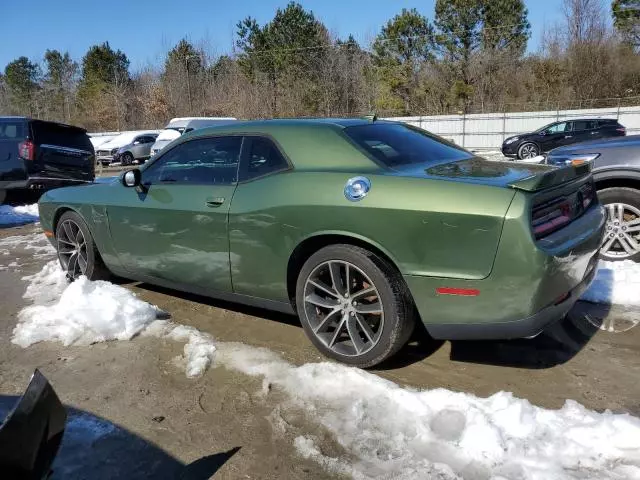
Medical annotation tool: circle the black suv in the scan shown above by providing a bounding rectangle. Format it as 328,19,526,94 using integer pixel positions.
502,118,626,160
0,117,95,204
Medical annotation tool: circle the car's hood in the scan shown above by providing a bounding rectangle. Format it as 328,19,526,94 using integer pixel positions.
391,157,590,192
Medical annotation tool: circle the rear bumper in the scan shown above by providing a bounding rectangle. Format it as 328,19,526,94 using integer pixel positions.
425,258,597,340
0,177,91,191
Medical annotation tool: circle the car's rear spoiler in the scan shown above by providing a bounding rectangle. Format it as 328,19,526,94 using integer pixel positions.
508,163,592,192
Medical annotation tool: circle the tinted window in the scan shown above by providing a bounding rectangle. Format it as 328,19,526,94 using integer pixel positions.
143,136,241,185
546,122,571,134
0,119,26,141
344,123,471,168
573,120,597,130
241,137,289,181
32,121,92,150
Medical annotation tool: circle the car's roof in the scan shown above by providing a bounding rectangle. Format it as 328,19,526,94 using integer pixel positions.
0,116,87,132
185,118,385,137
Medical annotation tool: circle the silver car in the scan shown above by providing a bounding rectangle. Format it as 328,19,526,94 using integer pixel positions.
114,134,158,165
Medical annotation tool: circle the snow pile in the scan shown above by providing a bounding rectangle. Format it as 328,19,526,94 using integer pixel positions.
519,154,546,164
0,203,39,226
13,262,216,378
218,343,640,480
582,259,640,308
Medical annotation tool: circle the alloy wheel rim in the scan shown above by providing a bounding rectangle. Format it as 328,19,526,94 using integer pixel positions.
303,260,384,357
57,219,88,279
521,144,537,158
601,203,640,259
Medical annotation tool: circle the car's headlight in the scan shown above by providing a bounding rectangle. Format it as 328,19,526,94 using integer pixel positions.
505,137,519,145
547,153,600,166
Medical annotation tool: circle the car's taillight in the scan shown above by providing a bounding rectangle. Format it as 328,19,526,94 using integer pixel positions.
532,199,573,238
531,182,595,240
616,127,626,134
18,139,35,161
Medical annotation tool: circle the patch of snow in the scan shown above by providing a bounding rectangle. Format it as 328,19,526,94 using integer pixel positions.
13,262,216,378
518,154,546,164
0,232,56,258
582,259,640,308
218,342,640,480
0,203,39,226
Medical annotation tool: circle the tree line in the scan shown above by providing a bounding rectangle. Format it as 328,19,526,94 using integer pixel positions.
1,0,639,132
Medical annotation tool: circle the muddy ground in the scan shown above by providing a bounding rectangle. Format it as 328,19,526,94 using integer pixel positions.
1,223,639,479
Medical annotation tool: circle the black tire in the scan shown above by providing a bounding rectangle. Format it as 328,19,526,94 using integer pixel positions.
0,189,6,205
121,152,134,166
55,211,111,281
597,187,640,263
295,244,416,368
517,142,539,160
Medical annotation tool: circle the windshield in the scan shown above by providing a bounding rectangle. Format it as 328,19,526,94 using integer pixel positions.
156,128,182,141
344,123,472,168
534,122,558,133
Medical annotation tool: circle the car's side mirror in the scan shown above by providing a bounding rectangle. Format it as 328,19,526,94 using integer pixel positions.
539,131,547,136
122,169,147,193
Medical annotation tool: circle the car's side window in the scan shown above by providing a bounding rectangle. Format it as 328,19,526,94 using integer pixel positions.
142,136,242,185
546,122,570,134
240,137,289,181
573,121,589,131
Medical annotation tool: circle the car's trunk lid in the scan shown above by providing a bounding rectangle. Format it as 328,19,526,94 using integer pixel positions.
392,156,590,192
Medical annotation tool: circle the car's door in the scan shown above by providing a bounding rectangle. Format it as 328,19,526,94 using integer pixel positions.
130,136,146,159
107,135,243,292
228,136,293,301
540,121,572,151
572,120,598,143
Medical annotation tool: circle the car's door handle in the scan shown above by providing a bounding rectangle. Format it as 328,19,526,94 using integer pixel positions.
591,131,597,134
564,135,573,138
205,197,225,207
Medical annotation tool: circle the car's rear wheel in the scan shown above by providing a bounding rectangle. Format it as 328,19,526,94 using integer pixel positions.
517,142,539,160
295,244,416,368
55,211,111,281
598,187,640,262
121,152,134,166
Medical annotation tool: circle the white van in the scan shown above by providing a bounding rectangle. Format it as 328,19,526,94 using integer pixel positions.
150,117,236,157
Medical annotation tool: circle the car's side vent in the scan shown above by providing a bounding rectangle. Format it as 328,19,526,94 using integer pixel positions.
531,181,595,239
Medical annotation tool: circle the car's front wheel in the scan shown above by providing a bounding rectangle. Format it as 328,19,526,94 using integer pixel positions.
598,187,640,262
517,142,539,160
295,244,416,368
121,152,134,166
55,211,111,280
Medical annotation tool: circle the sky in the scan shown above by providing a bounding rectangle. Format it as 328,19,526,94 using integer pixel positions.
0,0,566,71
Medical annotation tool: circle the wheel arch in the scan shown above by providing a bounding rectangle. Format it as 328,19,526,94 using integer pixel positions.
286,231,403,310
594,169,640,192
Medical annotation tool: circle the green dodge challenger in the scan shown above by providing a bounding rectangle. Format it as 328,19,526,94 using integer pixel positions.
39,119,605,367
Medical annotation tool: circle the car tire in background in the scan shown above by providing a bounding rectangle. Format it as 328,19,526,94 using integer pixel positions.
121,152,134,166
55,211,111,281
517,142,539,160
295,244,416,368
597,187,640,263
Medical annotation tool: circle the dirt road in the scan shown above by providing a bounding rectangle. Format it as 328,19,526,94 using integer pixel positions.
1,223,639,479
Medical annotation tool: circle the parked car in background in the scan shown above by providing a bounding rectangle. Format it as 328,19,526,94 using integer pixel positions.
96,131,159,166
502,119,626,160
0,117,94,204
546,135,640,262
39,119,604,367
150,117,236,157
113,133,158,165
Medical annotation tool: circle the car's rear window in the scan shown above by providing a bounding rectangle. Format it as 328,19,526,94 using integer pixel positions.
0,119,26,142
32,121,93,151
343,123,472,168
